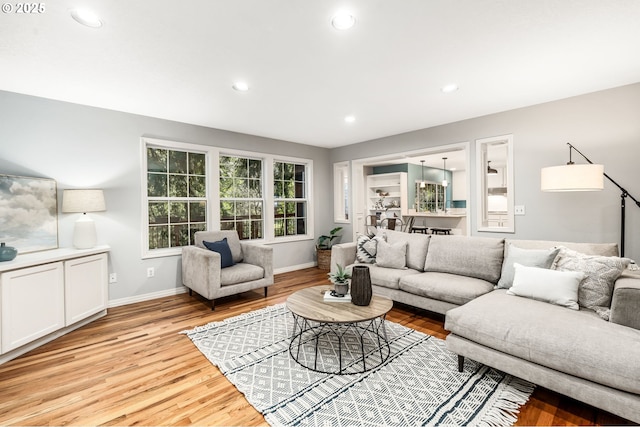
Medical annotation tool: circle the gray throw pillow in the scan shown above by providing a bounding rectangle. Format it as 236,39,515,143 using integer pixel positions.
375,240,407,269
553,246,630,320
496,244,561,289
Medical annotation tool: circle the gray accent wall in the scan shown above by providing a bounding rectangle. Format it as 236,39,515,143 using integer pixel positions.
331,83,640,262
0,90,332,302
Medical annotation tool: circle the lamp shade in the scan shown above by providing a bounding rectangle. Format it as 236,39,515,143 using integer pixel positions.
541,164,604,192
62,189,106,213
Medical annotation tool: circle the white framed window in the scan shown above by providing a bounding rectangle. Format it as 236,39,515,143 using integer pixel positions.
141,138,314,258
333,162,350,223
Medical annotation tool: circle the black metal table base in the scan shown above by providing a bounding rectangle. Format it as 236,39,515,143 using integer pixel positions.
288,313,391,375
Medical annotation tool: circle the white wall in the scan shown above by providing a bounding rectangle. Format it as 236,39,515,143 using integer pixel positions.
331,83,640,262
0,91,332,303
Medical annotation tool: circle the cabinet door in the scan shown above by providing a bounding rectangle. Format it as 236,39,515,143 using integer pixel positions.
1,262,65,353
65,253,108,326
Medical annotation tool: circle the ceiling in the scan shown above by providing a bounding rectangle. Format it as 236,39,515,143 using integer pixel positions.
1,1,639,148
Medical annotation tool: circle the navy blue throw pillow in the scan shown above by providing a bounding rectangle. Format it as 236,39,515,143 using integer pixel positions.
203,238,235,268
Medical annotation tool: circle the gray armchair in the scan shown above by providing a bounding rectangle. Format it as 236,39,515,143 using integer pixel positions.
181,230,274,310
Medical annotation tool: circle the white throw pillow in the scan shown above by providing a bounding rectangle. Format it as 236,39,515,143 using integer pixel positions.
507,263,585,310
496,244,560,289
375,240,407,269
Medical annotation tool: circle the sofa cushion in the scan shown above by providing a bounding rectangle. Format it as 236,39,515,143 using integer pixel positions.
400,272,494,306
507,263,583,310
376,240,407,269
349,263,419,290
445,290,640,395
553,246,630,320
497,243,560,289
379,229,430,271
220,262,264,286
424,235,504,283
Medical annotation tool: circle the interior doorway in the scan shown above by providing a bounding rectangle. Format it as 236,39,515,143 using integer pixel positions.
350,142,470,241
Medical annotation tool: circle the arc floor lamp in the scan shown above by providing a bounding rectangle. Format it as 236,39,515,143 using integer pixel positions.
541,143,639,257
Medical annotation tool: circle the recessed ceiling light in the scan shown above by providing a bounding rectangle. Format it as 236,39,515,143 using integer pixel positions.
70,9,103,28
441,83,459,93
331,12,356,30
344,115,356,123
232,81,250,92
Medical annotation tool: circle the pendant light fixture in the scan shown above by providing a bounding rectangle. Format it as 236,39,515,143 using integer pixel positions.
487,161,498,175
420,160,426,188
441,157,448,187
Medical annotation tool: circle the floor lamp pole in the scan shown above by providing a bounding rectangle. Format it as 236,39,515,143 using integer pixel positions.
569,143,640,257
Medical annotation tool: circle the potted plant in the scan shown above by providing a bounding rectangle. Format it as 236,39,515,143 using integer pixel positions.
316,226,343,270
328,263,351,297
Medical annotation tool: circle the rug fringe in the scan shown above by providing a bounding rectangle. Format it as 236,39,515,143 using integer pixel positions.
475,376,535,427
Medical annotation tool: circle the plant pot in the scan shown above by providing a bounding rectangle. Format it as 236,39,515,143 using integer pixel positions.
351,265,372,306
333,281,349,297
316,248,331,270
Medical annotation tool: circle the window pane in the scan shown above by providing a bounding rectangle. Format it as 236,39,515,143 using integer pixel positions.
285,202,295,217
233,178,248,198
189,152,206,175
297,218,306,234
220,221,235,230
236,201,249,218
251,201,263,217
189,223,206,245
296,202,306,217
284,181,295,198
251,220,263,239
286,218,296,235
274,201,285,219
220,155,236,177
220,177,234,198
284,163,294,180
236,158,248,177
274,181,284,198
249,159,261,178
295,182,304,198
274,219,285,237
170,224,189,247
147,148,167,173
274,162,283,180
189,175,206,197
294,164,305,181
169,175,187,197
249,178,262,198
149,225,168,249
169,201,188,223
220,201,234,220
189,201,206,222
149,202,168,225
169,150,187,173
147,173,167,197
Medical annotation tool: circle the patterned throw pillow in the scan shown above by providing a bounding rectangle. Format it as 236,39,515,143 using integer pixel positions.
553,246,630,320
356,234,384,264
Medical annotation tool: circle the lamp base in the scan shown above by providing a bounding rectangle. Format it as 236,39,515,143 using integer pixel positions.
73,214,97,249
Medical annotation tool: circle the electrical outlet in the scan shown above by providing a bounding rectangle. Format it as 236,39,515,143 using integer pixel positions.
514,205,526,215
147,267,155,278
109,273,117,284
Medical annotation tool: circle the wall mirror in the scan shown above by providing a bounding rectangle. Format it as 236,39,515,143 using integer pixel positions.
476,134,514,233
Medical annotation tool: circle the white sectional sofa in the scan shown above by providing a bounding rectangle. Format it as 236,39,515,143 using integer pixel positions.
330,229,640,422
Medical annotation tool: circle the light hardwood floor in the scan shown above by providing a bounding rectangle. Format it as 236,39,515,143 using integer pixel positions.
0,267,633,426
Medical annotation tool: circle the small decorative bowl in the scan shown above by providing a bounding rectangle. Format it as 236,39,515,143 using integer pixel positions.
0,242,18,262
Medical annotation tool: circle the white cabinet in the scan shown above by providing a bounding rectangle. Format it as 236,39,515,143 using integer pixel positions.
367,172,408,217
65,253,108,326
1,262,65,352
0,246,109,362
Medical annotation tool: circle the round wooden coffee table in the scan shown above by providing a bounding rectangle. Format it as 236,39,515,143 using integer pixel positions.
286,285,393,375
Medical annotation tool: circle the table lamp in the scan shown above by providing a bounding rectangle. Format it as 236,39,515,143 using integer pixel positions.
62,189,106,249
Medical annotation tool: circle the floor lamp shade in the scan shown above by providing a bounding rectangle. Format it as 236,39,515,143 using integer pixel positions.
540,164,604,191
62,189,106,249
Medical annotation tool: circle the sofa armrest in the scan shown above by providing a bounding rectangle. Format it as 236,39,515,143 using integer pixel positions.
330,242,357,274
241,242,274,282
181,246,222,299
610,270,640,330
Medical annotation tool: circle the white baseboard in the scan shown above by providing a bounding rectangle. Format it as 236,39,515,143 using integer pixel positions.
274,262,317,274
107,263,317,308
108,287,188,308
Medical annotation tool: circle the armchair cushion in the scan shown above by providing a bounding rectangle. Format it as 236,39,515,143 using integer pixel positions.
195,230,243,263
203,238,235,268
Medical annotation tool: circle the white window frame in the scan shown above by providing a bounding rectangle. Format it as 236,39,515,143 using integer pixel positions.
333,161,350,223
140,138,314,258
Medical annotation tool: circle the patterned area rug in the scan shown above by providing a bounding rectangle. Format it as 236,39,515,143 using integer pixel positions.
182,304,534,426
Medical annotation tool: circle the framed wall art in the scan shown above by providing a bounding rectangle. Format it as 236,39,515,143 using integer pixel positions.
0,174,58,254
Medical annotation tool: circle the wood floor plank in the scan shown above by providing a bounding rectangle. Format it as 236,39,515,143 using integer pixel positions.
0,267,633,426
